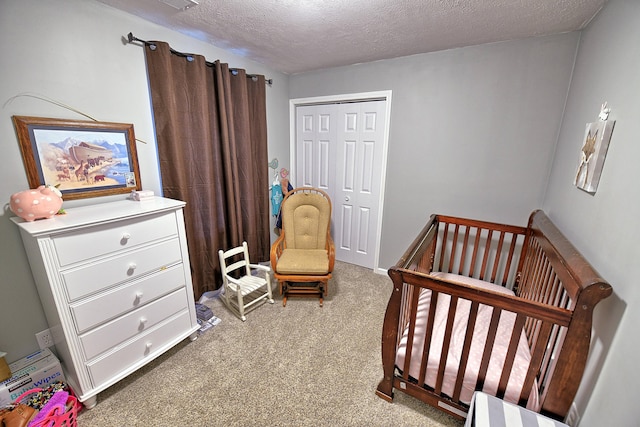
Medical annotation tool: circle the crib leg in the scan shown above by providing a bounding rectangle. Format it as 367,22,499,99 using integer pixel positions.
375,385,394,403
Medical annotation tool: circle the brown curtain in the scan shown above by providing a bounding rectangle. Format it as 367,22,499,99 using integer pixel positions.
144,42,270,299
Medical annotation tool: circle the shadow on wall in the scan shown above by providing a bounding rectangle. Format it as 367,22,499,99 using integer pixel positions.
577,292,625,413
0,204,50,362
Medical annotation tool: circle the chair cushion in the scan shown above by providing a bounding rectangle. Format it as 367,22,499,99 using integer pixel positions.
275,249,330,275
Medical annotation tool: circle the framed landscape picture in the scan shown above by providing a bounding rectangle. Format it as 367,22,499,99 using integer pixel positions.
12,116,142,200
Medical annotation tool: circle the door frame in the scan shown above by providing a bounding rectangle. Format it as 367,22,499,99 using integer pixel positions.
289,90,392,274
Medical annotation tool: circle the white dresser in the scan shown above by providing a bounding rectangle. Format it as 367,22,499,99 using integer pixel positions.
12,197,200,408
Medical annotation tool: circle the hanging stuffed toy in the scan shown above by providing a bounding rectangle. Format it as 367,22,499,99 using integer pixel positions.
275,168,293,229
271,174,283,216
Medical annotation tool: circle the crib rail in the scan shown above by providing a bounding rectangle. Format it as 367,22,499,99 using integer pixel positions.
393,272,570,409
395,214,530,349
377,211,612,421
398,214,528,286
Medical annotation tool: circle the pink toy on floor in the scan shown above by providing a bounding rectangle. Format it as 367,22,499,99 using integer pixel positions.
27,390,69,427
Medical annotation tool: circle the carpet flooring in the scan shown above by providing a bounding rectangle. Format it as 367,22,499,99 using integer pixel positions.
77,261,464,427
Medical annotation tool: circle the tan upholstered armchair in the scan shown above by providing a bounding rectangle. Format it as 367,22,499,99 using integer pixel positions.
270,187,335,306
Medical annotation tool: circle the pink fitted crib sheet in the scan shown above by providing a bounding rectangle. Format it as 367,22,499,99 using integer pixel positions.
395,272,539,410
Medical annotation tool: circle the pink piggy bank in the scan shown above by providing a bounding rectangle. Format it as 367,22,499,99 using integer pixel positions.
10,185,63,222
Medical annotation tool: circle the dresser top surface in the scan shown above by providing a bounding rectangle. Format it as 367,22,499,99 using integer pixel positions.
11,197,185,235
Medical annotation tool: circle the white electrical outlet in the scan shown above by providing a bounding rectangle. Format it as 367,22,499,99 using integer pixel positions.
35,329,53,349
565,402,581,427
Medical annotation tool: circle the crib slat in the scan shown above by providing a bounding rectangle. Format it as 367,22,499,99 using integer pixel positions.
402,285,423,377
435,295,459,395
539,323,565,392
519,321,553,406
476,307,502,391
524,257,546,340
452,300,480,402
438,222,450,272
479,229,493,281
469,228,482,277
418,289,439,387
533,257,551,303
448,224,461,274
501,233,520,286
549,276,562,306
489,231,506,283
531,244,547,297
539,257,558,304
517,237,536,296
520,240,543,299
457,226,471,275
496,314,527,399
397,283,411,347
525,263,555,341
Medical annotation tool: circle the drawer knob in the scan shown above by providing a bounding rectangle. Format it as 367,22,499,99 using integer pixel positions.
145,342,153,354
121,233,132,244
135,292,144,303
127,263,137,275
139,317,148,330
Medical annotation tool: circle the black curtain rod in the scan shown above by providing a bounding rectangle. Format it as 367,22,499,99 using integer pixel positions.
127,32,273,86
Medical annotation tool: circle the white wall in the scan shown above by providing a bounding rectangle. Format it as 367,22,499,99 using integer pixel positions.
290,33,580,269
0,0,289,362
542,1,640,425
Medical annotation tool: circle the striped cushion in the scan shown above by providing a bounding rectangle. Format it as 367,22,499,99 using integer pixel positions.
465,392,569,427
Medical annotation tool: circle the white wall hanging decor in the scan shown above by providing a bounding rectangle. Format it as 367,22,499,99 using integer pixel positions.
574,102,615,194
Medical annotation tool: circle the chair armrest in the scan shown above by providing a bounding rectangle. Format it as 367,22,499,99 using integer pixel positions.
326,234,335,272
249,263,271,273
225,274,243,286
270,233,286,271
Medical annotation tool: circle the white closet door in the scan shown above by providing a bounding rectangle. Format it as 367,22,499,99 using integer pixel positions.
334,100,386,267
295,104,336,195
295,99,387,269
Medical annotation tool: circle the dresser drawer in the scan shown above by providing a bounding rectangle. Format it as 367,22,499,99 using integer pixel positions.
71,265,186,334
53,212,178,267
80,288,188,360
87,310,192,387
62,238,183,302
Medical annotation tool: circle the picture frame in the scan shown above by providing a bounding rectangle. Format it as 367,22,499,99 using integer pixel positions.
12,116,142,200
574,119,615,194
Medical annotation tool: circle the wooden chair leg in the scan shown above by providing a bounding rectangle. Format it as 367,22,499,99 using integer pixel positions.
278,280,327,307
281,280,287,306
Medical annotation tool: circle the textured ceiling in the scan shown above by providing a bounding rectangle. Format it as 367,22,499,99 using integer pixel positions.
98,0,607,74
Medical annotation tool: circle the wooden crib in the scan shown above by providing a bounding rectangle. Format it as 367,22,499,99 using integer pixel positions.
376,210,612,421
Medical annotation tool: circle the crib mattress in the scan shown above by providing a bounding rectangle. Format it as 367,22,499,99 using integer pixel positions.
395,272,539,410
